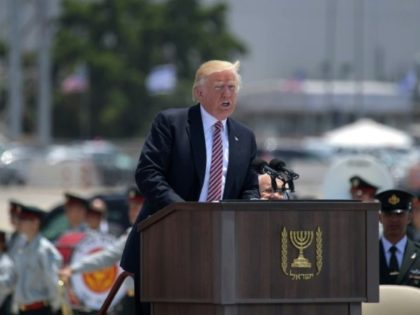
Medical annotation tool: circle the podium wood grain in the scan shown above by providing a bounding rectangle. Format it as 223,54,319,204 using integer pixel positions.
139,201,379,315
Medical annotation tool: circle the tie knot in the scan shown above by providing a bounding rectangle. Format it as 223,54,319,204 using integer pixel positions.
214,121,223,132
390,246,397,254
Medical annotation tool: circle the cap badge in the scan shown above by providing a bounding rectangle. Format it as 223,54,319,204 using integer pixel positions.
388,194,400,205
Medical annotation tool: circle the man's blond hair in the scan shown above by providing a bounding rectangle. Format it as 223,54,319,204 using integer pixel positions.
192,60,241,101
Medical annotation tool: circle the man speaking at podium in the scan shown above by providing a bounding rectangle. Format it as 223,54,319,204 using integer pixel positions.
121,60,260,313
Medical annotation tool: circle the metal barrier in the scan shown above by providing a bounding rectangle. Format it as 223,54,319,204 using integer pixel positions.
96,271,134,315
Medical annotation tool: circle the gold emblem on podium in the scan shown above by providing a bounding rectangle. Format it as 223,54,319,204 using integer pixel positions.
281,226,323,280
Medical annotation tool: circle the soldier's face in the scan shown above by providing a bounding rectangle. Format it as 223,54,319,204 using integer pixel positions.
19,218,40,237
350,188,375,201
65,204,87,227
86,213,102,230
380,211,411,241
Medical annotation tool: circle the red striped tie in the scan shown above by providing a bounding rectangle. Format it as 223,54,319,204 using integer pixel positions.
207,121,224,201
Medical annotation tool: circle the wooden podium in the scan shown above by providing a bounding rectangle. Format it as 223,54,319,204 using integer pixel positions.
138,201,380,315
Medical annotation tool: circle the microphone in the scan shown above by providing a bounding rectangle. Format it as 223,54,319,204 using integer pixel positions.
252,159,281,178
269,159,300,180
252,158,285,194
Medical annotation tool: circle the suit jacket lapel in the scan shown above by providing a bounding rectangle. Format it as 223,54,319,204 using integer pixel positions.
224,119,241,199
397,240,419,283
379,241,390,283
187,105,206,188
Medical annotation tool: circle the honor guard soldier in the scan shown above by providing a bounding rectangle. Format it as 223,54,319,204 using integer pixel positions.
59,187,145,315
0,229,16,315
86,197,108,233
55,193,90,266
64,193,89,233
7,200,24,256
376,189,420,287
13,204,63,315
349,175,378,201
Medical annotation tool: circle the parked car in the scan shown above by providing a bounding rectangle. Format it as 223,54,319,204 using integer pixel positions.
78,140,136,187
0,164,26,185
0,144,45,186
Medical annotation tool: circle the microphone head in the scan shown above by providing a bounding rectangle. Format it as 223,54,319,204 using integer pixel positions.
269,158,286,171
252,159,268,174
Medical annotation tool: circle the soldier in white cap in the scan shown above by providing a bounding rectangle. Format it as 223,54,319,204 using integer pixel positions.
0,229,16,315
12,204,63,315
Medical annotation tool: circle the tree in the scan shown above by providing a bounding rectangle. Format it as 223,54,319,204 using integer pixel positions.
53,0,246,138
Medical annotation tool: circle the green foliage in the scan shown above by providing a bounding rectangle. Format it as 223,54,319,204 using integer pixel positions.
0,40,6,57
53,0,246,138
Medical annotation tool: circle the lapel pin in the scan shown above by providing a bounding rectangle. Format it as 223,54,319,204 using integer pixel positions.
234,136,239,141
411,253,417,260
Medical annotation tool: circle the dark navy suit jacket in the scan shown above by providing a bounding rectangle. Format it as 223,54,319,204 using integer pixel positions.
120,104,259,272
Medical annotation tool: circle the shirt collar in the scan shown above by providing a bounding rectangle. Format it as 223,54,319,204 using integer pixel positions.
382,235,407,254
200,105,227,132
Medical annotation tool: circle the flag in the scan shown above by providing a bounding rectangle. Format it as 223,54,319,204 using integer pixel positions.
146,64,176,94
61,64,89,94
398,69,417,95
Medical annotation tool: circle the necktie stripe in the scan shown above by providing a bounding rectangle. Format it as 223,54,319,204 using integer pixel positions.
207,121,224,201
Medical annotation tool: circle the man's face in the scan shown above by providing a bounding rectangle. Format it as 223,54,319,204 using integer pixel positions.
350,188,376,201
259,174,285,200
380,211,411,241
195,70,238,120
65,204,87,228
18,218,40,237
86,213,102,230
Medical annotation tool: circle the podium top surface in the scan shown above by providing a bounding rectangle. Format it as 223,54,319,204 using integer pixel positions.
138,200,380,231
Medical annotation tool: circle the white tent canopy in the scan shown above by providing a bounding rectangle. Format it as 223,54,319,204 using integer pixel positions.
323,118,414,149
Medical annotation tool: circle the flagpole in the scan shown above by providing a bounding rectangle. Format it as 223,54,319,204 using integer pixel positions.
37,0,52,145
7,0,23,140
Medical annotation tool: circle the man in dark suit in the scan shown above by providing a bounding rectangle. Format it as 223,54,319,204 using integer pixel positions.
377,189,420,287
120,60,260,312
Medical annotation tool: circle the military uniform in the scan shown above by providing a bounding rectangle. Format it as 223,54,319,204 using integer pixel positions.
67,187,144,315
380,238,420,287
0,230,17,315
12,205,63,315
7,200,25,257
349,175,379,200
376,189,420,288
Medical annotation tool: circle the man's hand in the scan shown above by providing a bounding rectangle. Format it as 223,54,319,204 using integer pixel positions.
58,266,73,284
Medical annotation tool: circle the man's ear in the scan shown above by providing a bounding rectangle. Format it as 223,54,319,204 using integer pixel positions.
194,86,203,100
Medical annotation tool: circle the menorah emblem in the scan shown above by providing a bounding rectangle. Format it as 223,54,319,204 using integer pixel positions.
290,230,313,268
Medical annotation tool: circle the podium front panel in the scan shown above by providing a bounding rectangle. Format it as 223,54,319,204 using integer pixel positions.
235,209,367,301
140,201,379,306
141,209,219,302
